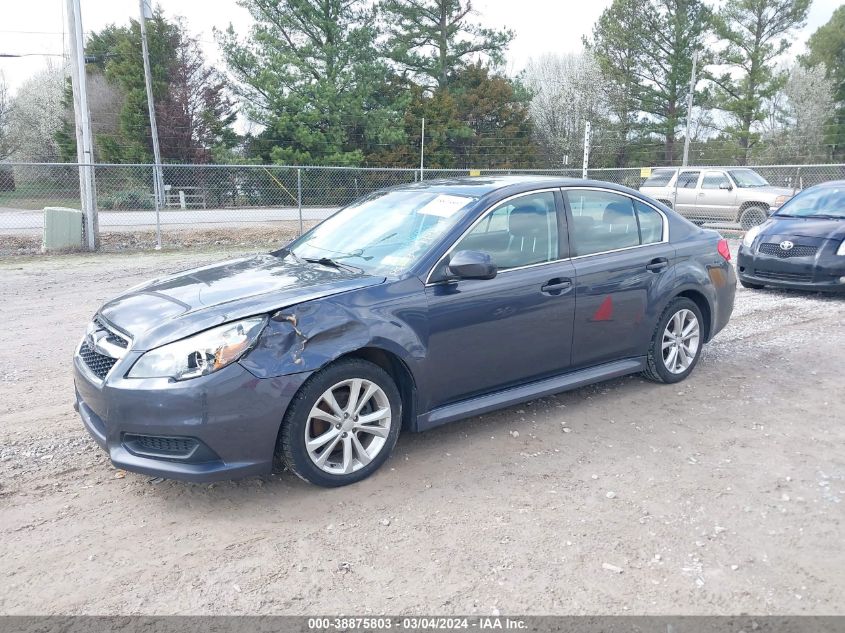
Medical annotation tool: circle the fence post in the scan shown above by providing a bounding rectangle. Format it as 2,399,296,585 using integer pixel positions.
672,168,680,213
582,121,591,179
793,166,801,196
152,164,162,250
297,168,303,237
419,117,425,181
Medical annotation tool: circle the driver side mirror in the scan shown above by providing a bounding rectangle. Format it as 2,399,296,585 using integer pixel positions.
719,182,733,191
446,250,497,280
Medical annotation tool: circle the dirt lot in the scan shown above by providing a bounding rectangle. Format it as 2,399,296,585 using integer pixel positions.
0,242,843,615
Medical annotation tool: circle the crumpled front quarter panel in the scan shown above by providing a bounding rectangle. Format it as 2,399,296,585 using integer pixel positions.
239,277,429,379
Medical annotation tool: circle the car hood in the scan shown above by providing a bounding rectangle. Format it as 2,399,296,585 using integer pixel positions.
759,216,845,241
747,186,794,199
98,254,385,350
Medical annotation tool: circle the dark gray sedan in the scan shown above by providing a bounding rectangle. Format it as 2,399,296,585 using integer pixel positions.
738,181,845,292
74,176,736,487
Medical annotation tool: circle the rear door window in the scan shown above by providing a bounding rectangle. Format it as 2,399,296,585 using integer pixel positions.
565,190,640,256
676,171,701,189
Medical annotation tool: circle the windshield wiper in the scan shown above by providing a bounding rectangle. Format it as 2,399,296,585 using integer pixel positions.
302,256,364,273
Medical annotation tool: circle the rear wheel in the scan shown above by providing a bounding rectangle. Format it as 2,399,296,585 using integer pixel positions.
279,359,402,487
739,205,767,229
643,298,704,384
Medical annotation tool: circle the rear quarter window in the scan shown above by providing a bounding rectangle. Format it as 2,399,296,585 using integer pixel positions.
635,201,664,244
642,170,674,187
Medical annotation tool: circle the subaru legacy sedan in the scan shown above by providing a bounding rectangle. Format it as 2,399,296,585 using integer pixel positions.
74,177,736,487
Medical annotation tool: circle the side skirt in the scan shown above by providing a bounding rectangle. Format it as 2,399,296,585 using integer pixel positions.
415,357,646,432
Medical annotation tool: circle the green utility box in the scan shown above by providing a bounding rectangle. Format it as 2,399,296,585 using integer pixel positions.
42,207,84,252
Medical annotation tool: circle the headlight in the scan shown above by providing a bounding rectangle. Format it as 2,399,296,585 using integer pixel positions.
128,317,267,380
773,195,790,208
837,240,845,256
742,225,761,248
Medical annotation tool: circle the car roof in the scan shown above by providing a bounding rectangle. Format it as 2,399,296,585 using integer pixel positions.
806,179,845,189
391,175,644,199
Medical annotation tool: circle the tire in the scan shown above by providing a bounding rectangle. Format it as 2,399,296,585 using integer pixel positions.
643,298,705,384
279,358,402,487
740,279,765,290
739,205,767,230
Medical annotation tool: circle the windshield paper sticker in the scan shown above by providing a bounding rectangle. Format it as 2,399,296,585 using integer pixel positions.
418,194,472,217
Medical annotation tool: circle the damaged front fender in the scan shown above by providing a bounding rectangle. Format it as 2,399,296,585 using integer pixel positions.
238,282,427,380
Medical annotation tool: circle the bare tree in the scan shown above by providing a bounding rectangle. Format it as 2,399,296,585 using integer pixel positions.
523,53,609,167
757,63,836,162
0,72,14,160
8,62,67,162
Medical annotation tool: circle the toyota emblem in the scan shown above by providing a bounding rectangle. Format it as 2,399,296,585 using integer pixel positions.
779,240,794,251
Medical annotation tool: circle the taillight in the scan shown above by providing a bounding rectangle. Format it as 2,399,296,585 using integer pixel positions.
717,238,731,261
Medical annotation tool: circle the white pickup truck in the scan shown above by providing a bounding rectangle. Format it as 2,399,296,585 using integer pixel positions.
639,167,794,229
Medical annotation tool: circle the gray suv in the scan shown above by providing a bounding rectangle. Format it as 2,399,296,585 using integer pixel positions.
639,167,794,229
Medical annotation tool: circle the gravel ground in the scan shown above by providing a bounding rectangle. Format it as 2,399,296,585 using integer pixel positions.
0,241,843,615
0,222,320,256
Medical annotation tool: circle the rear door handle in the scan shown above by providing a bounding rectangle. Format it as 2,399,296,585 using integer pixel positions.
646,258,669,273
541,278,572,293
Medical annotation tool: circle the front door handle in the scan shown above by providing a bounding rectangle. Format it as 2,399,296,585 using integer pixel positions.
541,278,572,293
646,258,669,273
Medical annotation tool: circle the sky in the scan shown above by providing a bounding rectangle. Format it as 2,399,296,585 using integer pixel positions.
0,0,841,95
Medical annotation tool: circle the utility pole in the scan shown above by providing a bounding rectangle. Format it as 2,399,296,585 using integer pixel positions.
582,121,591,179
139,0,163,249
419,117,425,182
66,0,97,250
682,51,698,167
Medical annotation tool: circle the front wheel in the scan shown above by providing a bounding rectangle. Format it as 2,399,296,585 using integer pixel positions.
643,298,704,384
279,359,402,487
739,206,768,229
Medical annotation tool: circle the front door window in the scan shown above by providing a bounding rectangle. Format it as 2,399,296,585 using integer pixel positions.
452,191,559,269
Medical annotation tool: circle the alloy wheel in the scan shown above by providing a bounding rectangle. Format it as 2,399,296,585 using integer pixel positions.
661,309,700,374
304,378,392,475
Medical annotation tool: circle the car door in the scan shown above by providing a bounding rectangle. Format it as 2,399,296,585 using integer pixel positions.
672,170,702,220
424,189,576,409
564,188,674,369
697,170,737,221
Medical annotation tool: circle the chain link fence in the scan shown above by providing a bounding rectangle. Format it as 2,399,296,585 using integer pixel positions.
2,162,844,251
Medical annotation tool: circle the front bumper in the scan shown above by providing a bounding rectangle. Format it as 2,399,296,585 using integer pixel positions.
73,350,311,482
737,242,845,293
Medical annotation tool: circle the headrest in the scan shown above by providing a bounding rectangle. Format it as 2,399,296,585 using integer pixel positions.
603,201,633,224
509,203,547,238
571,215,595,232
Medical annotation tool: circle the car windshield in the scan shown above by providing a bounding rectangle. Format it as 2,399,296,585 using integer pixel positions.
285,189,477,275
728,169,769,187
774,185,845,219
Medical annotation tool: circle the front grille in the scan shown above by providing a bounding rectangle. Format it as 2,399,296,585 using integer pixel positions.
78,341,118,379
94,318,128,348
759,243,818,258
754,270,814,283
